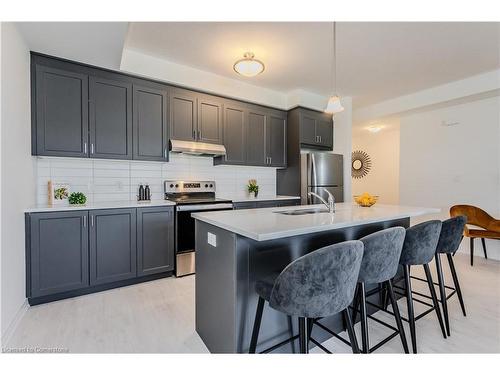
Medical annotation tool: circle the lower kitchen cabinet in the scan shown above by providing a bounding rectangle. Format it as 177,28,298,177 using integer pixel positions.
233,199,300,210
27,211,89,298
137,206,174,276
89,208,137,285
26,206,175,305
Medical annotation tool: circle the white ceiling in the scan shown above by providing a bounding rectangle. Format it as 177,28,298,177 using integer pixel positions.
17,22,129,70
125,22,500,108
16,22,500,109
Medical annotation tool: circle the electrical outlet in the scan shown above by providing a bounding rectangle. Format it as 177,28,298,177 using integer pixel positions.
207,232,217,247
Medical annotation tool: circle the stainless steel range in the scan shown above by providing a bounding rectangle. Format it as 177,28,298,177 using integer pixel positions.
164,180,233,277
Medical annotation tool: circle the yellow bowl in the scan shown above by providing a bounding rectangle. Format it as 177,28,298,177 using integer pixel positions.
353,195,379,207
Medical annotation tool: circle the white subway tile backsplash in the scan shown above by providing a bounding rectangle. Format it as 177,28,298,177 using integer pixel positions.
35,155,277,204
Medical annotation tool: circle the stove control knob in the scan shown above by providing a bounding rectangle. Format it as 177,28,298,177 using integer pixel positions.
205,184,208,188
169,184,174,188
209,184,213,188
175,184,179,188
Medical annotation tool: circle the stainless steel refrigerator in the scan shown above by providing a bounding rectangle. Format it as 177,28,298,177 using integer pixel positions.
300,153,344,205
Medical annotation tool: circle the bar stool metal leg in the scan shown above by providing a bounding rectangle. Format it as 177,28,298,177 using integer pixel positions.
470,237,474,266
249,297,265,353
288,316,296,353
447,253,467,317
423,264,447,339
435,254,450,336
481,238,488,259
403,265,417,353
351,284,360,324
298,317,309,354
386,280,409,353
359,282,369,353
343,308,360,353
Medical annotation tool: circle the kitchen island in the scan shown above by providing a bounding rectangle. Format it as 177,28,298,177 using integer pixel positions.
192,203,439,353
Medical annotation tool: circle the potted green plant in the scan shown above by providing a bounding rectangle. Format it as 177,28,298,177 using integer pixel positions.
68,192,87,206
247,179,259,198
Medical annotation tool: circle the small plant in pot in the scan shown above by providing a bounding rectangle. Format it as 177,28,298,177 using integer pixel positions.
247,179,259,198
68,192,87,206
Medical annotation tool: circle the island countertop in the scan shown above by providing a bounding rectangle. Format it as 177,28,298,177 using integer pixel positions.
192,203,440,241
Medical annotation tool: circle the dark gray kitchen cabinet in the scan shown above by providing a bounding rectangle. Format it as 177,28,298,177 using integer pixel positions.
298,108,333,150
28,211,89,298
267,113,286,167
137,206,174,276
217,102,246,165
89,76,132,159
170,89,223,144
133,85,169,161
246,109,267,166
89,208,137,285
170,89,197,142
34,64,89,157
198,95,223,144
233,198,300,210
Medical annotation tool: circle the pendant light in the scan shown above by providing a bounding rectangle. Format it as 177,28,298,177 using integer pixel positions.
325,22,344,115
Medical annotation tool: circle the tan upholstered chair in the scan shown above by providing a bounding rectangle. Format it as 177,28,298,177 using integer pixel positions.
450,205,500,266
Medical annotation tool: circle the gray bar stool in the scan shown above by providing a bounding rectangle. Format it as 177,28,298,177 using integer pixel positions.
410,216,467,336
397,220,447,353
349,227,409,353
249,240,364,354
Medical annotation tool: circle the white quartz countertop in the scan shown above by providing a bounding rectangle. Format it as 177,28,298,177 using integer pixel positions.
192,203,440,241
24,199,176,213
219,195,301,203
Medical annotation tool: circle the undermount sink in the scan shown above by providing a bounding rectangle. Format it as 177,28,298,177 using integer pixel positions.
274,208,329,215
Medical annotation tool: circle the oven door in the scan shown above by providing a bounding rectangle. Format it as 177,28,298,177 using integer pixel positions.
175,203,233,276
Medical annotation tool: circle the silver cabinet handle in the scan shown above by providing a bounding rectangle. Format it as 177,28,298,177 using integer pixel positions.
164,148,167,159
91,215,94,227
269,157,272,165
84,142,87,154
319,136,322,143
198,129,201,139
83,215,87,227
91,143,94,154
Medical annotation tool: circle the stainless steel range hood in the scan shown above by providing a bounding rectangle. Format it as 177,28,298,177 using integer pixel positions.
170,139,226,156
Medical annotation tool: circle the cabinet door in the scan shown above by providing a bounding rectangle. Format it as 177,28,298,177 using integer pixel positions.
35,65,89,157
170,89,197,142
233,202,258,210
133,85,169,161
222,103,246,164
246,110,267,166
89,208,137,285
29,211,89,297
299,112,317,146
137,207,174,276
316,118,333,149
256,201,279,208
89,76,132,159
198,96,223,144
267,114,286,167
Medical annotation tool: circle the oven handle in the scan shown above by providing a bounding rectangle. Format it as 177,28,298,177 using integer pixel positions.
176,203,234,212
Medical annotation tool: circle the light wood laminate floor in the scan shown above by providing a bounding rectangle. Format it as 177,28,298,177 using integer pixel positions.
5,254,500,353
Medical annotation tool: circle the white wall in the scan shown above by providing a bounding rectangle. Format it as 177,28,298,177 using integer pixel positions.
0,23,34,343
332,97,353,201
352,124,400,204
399,95,500,259
35,155,278,206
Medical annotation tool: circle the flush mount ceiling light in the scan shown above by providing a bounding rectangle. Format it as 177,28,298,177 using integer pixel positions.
325,22,344,115
367,125,384,133
233,52,265,77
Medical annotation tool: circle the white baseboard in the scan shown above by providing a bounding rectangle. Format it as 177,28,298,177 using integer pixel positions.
1,299,28,347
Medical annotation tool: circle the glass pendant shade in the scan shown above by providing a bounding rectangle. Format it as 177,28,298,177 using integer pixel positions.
325,95,344,114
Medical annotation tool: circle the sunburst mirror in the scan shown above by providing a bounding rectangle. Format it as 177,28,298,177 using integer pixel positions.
351,150,372,179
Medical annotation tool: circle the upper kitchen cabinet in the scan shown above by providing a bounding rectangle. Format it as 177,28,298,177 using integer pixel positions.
89,76,132,159
170,89,224,145
133,84,169,161
216,100,246,165
296,107,333,150
33,63,89,157
170,88,197,142
197,94,223,144
246,108,267,166
267,111,287,167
